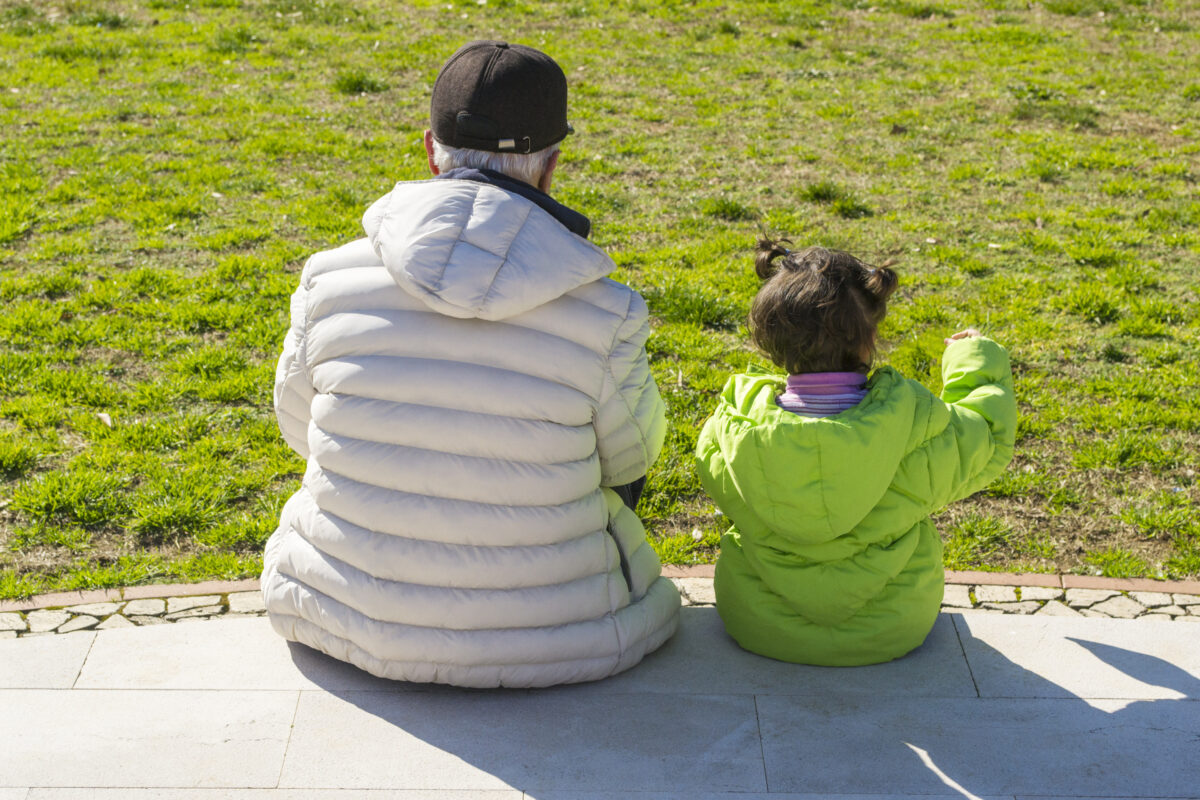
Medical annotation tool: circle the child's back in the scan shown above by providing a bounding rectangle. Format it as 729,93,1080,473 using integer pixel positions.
695,241,1016,666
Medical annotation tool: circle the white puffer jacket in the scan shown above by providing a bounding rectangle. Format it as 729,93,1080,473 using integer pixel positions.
261,177,680,688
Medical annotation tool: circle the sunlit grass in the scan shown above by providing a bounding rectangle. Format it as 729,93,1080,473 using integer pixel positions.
1,0,1198,597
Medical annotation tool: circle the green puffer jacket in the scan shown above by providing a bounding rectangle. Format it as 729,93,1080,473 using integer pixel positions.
695,337,1016,666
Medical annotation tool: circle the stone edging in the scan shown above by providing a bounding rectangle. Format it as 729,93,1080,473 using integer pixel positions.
665,565,1200,594
670,576,1200,621
0,580,266,639
2,571,1199,638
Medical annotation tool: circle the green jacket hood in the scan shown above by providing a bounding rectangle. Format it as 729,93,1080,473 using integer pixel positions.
702,367,919,543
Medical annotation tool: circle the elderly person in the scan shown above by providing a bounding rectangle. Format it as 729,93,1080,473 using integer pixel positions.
261,41,679,688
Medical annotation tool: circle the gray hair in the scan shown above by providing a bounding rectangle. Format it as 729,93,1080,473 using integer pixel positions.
430,139,559,188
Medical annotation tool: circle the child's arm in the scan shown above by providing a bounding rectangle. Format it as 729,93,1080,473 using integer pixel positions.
926,330,1018,507
273,270,316,460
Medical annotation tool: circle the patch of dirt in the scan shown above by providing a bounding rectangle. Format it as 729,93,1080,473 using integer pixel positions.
0,524,130,575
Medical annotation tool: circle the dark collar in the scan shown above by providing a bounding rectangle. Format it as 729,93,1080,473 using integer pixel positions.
437,167,591,239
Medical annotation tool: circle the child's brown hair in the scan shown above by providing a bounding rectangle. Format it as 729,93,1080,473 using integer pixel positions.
749,238,898,375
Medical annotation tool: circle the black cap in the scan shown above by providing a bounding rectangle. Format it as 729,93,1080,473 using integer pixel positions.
430,40,572,154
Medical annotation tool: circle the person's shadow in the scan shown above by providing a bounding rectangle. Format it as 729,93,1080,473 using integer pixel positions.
281,609,1200,797
879,623,1200,800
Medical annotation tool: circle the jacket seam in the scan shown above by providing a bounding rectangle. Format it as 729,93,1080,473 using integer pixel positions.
316,428,600,470
600,292,647,461
601,291,637,400
477,193,533,307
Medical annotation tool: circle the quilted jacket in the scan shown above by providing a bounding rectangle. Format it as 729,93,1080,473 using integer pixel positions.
695,338,1016,666
262,175,679,687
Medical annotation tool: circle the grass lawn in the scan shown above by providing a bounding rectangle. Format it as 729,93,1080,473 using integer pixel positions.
1,0,1198,598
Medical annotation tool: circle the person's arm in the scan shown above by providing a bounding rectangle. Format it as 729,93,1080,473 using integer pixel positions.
922,329,1018,508
594,292,667,497
609,476,647,512
274,272,315,460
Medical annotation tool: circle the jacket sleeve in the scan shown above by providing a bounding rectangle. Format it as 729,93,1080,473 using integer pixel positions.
923,336,1017,508
594,291,667,487
273,270,315,460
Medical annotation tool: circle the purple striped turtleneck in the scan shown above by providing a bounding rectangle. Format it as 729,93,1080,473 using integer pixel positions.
776,372,868,418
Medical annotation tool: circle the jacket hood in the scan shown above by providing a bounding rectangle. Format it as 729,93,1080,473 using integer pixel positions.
701,368,918,543
363,178,614,321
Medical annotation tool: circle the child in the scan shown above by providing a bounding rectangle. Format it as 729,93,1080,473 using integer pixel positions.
695,239,1016,666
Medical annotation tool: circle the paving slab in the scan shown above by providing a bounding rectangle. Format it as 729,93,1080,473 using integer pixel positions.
0,689,295,788
165,596,222,614
5,592,1200,797
25,610,70,633
756,695,1200,797
974,585,1017,603
63,602,123,616
954,614,1200,699
1065,588,1118,607
57,615,99,634
1129,591,1173,607
0,632,94,688
567,608,977,698
227,591,266,613
0,612,28,632
27,792,520,799
982,601,1040,614
672,577,715,605
164,604,224,621
1034,600,1082,617
1089,595,1146,619
76,617,396,691
530,795,1011,800
1019,586,1062,601
941,584,972,607
123,599,166,616
279,690,764,792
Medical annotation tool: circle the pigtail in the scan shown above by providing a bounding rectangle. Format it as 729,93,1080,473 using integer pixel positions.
754,237,792,280
750,236,901,375
863,264,898,302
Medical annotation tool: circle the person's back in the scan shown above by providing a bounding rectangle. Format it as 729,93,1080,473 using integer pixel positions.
695,240,1016,666
262,41,680,688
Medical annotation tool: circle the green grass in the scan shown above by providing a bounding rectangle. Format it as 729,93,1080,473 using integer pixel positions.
333,69,387,95
1,0,1199,598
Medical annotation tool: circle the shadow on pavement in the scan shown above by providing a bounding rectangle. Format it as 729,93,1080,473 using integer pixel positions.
283,609,1200,797
878,623,1200,799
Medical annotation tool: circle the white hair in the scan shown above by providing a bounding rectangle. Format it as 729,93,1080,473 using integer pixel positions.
431,139,559,188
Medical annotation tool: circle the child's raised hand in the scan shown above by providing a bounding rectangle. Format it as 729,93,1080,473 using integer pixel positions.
944,328,982,345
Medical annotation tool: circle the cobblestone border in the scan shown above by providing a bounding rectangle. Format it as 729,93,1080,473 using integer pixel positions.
671,578,1200,621
0,589,267,638
2,572,1199,638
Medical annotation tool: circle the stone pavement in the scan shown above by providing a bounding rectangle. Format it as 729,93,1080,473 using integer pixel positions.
2,599,1199,797
2,570,1199,638
1,575,1199,798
